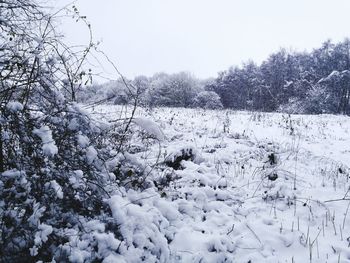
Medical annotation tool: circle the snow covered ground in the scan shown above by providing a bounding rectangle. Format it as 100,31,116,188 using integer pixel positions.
89,105,350,263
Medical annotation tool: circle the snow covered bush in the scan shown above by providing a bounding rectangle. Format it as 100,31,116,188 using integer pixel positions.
0,1,167,262
193,91,223,109
147,72,201,108
165,145,203,170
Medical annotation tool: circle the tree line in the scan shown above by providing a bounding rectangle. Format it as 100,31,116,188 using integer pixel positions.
78,72,223,109
209,39,350,114
81,39,350,115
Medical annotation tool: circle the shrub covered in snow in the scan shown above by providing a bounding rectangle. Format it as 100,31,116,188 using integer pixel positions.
164,145,203,170
193,91,223,109
0,1,167,262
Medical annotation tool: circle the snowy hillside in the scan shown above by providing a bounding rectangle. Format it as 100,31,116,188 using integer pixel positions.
87,105,350,262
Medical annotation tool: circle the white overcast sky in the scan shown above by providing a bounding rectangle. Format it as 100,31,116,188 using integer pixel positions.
58,0,350,80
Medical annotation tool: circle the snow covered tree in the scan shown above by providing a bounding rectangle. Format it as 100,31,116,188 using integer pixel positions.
193,91,223,109
316,70,350,114
208,39,350,114
147,72,201,107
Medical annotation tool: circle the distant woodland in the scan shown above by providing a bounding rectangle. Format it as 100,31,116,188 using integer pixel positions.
80,39,350,115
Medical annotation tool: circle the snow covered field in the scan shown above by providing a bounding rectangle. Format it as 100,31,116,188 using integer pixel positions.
90,105,350,262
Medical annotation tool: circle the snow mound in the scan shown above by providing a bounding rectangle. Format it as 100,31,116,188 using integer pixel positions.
86,146,97,164
133,117,165,141
32,125,58,157
6,101,23,112
108,191,170,262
